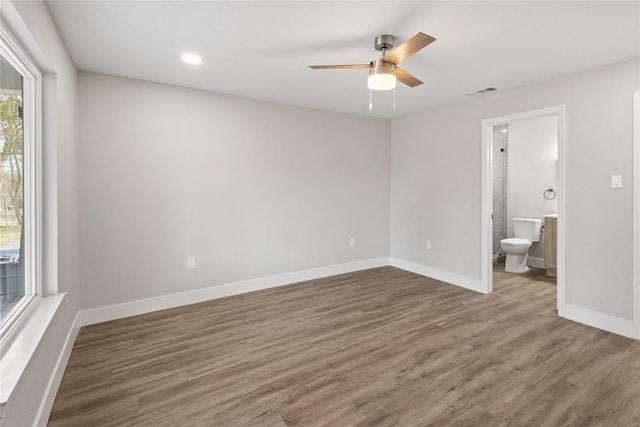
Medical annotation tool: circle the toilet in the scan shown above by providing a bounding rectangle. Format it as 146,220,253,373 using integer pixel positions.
500,217,542,273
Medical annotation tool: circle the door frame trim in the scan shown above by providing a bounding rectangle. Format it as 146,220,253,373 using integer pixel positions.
633,90,639,339
480,106,566,314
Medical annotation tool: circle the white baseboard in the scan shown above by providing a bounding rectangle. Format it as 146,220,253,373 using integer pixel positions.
390,258,485,294
78,257,390,326
34,311,81,427
526,256,545,269
561,304,634,339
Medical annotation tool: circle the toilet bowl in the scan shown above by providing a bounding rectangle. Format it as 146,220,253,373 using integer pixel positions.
500,238,532,273
500,217,542,273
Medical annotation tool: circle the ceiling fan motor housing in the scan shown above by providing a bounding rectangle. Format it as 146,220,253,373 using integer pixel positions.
370,59,395,76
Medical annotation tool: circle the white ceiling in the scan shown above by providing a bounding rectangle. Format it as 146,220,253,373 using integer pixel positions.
46,1,640,119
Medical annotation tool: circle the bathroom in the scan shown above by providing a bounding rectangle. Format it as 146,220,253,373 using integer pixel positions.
492,115,558,276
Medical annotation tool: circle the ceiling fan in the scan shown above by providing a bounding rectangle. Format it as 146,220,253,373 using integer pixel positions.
309,32,436,91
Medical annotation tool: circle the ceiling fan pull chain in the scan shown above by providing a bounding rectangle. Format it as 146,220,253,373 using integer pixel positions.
369,88,373,110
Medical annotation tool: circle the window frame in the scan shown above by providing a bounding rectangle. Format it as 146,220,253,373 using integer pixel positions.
0,22,43,350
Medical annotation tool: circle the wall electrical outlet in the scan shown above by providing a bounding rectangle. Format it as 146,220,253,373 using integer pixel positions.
350,237,356,248
426,240,432,251
187,257,196,270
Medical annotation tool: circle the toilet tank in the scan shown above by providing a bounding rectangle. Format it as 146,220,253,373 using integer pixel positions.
513,217,542,242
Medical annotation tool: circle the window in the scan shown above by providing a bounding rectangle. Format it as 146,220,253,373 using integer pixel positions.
0,25,41,346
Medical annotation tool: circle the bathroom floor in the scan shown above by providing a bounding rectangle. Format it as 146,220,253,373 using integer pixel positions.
493,262,557,296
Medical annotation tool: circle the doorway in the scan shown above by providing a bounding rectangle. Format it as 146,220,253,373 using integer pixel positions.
481,106,566,313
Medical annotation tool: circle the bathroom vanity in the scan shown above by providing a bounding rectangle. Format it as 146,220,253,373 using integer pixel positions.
544,214,557,277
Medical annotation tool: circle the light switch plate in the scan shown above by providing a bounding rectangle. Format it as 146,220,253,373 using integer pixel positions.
611,175,622,188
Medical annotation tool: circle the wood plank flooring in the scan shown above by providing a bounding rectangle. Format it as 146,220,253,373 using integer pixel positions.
49,266,640,426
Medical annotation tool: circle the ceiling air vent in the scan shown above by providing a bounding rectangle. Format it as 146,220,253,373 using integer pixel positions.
466,87,498,96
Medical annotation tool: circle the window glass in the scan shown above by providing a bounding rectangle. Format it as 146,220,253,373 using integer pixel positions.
0,54,25,323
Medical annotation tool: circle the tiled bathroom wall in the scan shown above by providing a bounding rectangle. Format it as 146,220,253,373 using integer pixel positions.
492,124,508,258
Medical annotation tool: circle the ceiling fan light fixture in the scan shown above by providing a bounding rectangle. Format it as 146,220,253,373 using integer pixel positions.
368,59,396,91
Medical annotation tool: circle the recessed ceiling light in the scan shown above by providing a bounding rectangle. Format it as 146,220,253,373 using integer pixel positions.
181,53,202,65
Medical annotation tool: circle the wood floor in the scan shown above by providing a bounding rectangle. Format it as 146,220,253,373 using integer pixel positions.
49,266,640,426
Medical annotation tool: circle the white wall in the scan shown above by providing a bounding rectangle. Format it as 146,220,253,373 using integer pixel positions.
1,0,80,425
78,73,390,309
391,59,640,321
390,102,483,283
507,115,558,261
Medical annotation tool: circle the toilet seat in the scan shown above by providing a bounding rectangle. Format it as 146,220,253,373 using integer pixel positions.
500,238,530,246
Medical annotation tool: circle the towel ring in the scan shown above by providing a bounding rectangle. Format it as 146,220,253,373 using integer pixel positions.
543,188,556,200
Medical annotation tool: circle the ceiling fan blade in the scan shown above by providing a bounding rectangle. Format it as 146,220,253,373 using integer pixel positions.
382,32,435,65
395,66,423,87
309,64,371,69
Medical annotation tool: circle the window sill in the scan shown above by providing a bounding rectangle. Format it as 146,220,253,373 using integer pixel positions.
0,293,65,418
